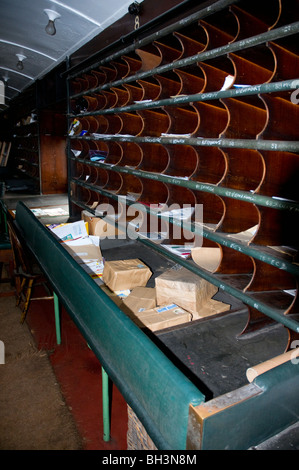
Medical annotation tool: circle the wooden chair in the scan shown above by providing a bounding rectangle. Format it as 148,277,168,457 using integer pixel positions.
0,232,14,296
0,200,14,295
7,218,55,324
0,142,11,167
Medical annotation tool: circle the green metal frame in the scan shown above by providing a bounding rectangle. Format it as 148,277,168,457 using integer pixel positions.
53,292,61,345
188,360,299,450
102,367,110,442
70,154,299,216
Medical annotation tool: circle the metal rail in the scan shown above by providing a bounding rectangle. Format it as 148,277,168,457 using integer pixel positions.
72,133,299,153
70,194,299,334
67,0,241,81
71,177,299,277
69,78,299,118
70,155,299,213
69,22,299,102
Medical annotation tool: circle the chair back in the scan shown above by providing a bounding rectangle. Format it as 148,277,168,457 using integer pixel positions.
7,219,33,275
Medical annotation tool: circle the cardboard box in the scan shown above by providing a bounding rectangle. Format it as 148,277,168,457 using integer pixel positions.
195,298,230,318
122,287,156,314
81,210,118,238
63,237,104,285
102,259,152,291
129,303,191,331
100,285,124,308
63,238,102,263
155,266,218,318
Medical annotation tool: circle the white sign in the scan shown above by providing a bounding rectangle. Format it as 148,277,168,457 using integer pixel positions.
0,340,4,364
0,81,4,105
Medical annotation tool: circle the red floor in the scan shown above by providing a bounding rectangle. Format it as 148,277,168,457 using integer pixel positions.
25,295,128,450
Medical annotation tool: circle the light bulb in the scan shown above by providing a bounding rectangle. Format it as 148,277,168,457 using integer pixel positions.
44,9,61,36
45,19,56,35
16,54,26,71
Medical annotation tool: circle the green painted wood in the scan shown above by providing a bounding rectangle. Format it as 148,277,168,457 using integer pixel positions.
15,201,204,450
199,361,299,449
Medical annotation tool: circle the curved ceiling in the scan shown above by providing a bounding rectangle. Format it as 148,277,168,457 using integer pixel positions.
0,0,139,111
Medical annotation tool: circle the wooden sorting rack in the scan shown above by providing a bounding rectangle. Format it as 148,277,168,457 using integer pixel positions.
66,0,299,351
11,117,40,190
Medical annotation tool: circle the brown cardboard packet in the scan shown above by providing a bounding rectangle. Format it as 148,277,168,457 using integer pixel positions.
100,285,124,308
122,287,156,314
100,285,190,332
155,266,218,318
63,241,103,263
81,209,119,238
128,304,192,332
102,259,152,291
195,298,230,319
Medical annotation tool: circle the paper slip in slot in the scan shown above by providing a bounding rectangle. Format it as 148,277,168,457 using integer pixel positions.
162,244,192,258
81,260,104,274
31,207,69,217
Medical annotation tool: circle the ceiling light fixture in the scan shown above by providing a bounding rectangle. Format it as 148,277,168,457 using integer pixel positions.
16,54,26,71
44,9,61,36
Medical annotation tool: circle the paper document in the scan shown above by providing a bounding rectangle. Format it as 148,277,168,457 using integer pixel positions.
49,220,88,241
31,207,69,217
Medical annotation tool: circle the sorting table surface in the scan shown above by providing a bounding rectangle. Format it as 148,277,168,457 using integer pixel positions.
99,237,286,398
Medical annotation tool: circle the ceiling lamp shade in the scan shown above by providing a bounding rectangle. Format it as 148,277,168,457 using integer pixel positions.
44,9,61,36
16,53,26,71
